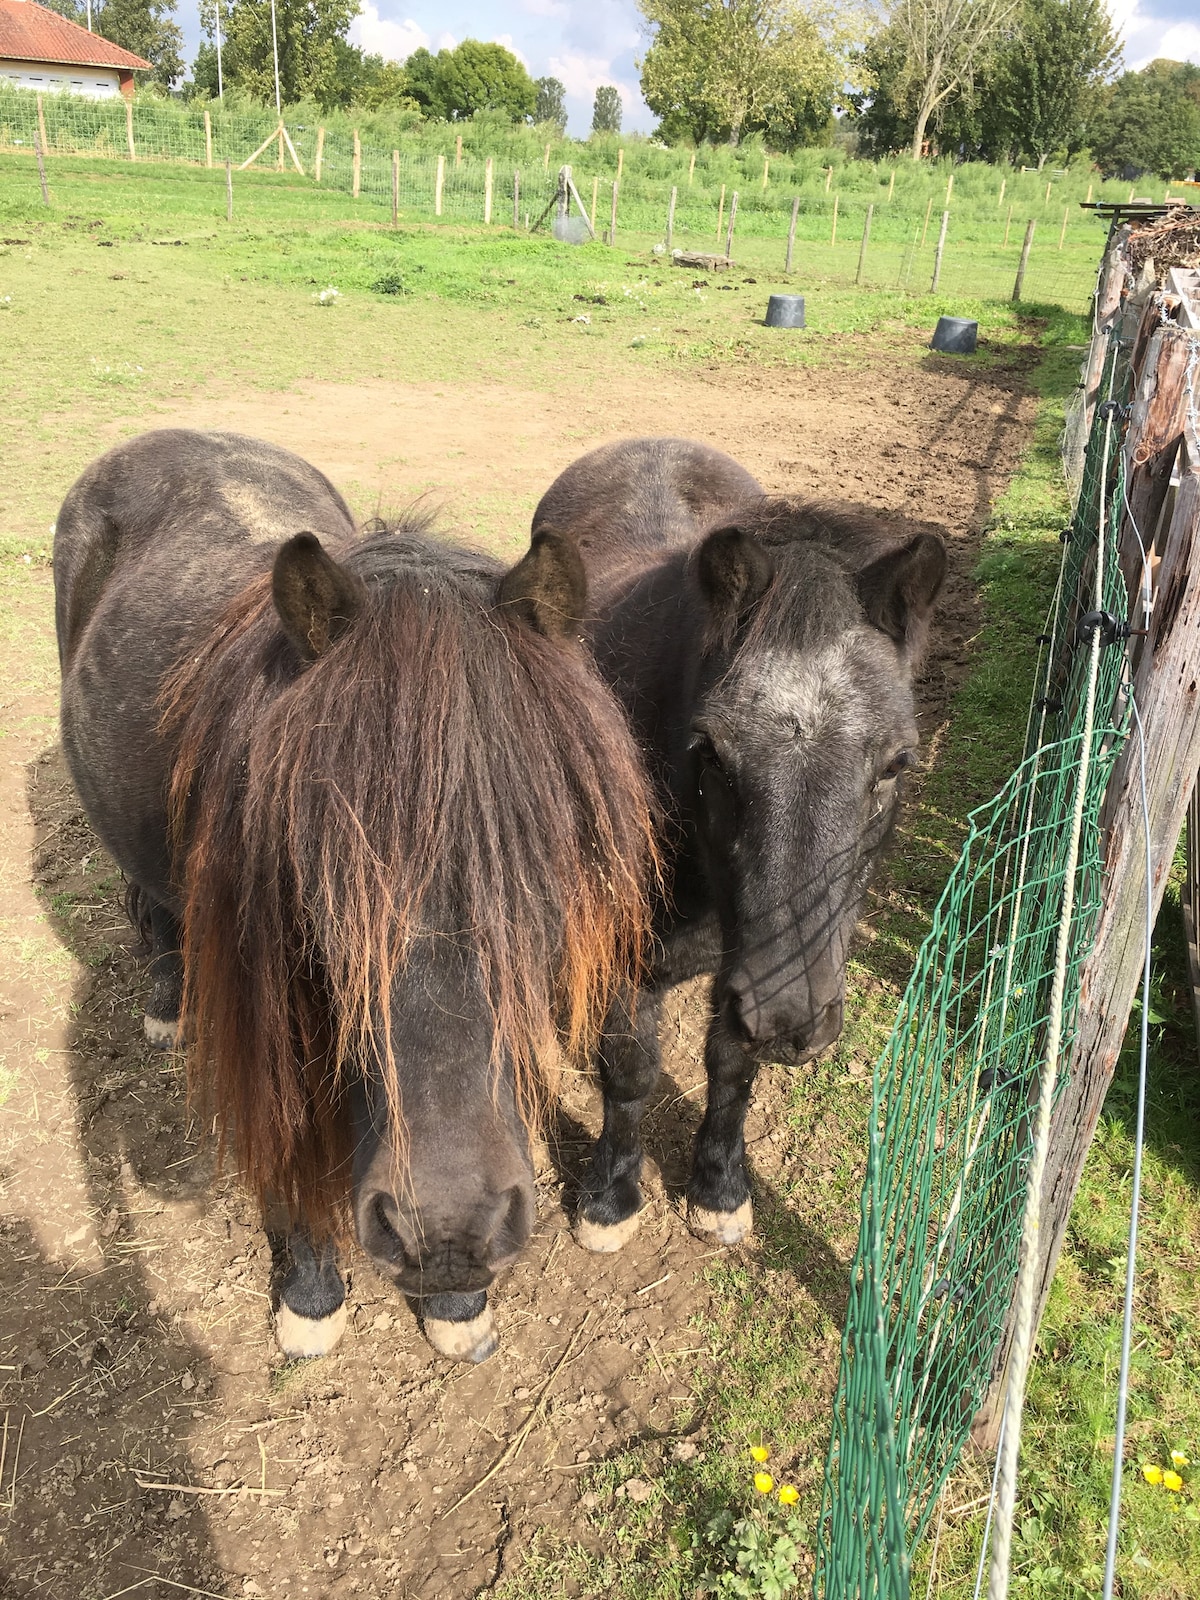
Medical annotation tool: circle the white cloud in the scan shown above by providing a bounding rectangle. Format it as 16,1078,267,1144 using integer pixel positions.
492,32,531,69
349,5,457,62
1104,0,1200,68
1153,19,1200,63
545,50,636,106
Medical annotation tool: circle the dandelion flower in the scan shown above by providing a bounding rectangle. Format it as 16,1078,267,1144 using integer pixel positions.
778,1484,799,1505
1171,1450,1189,1469
1164,1470,1184,1492
754,1472,774,1494
1143,1464,1163,1485
750,1446,769,1463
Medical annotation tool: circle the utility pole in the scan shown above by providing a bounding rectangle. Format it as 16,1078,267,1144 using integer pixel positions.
270,0,281,116
215,0,224,101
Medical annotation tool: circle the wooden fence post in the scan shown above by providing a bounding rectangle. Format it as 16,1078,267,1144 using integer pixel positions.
930,209,949,291
225,159,232,222
762,156,769,189
830,193,839,246
887,167,895,201
975,316,1200,1446
512,169,520,230
825,166,832,192
856,202,874,285
33,131,50,206
617,147,624,184
945,171,953,206
1004,204,1013,247
314,127,324,185
352,130,361,199
204,108,213,168
543,141,550,171
665,184,677,252
125,97,135,161
484,156,493,224
724,190,738,259
392,149,399,225
921,193,933,246
1012,218,1036,300
36,92,48,158
1045,179,1052,205
434,152,444,216
688,148,696,185
998,176,1006,207
609,179,618,245
785,195,799,274
1059,205,1069,249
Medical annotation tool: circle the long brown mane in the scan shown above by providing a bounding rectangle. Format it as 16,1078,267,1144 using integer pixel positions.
161,524,657,1231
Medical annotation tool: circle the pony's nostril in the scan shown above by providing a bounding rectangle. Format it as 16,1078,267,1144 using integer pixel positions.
370,1194,417,1266
489,1184,533,1266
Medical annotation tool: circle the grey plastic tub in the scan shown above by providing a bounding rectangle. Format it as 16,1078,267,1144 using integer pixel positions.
931,315,978,354
765,294,805,328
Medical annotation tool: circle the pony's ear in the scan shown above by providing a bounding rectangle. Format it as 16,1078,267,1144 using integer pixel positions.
496,528,586,639
857,532,947,652
272,532,366,661
696,525,774,622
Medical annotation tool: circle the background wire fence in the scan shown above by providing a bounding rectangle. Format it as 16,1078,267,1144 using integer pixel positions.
0,87,1107,313
813,331,1132,1597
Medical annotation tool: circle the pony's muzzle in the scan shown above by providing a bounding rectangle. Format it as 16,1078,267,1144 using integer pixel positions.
356,1182,535,1297
725,972,845,1065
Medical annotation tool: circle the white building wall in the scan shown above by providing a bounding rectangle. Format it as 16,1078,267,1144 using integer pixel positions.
0,59,121,98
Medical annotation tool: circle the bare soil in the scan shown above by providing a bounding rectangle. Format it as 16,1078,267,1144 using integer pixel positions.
0,330,1039,1599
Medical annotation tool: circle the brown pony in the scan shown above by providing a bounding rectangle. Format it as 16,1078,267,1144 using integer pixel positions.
55,430,655,1362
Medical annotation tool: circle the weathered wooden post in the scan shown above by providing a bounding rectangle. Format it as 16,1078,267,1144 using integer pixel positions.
33,130,50,206
36,92,48,158
484,156,493,224
555,162,568,232
1004,204,1013,247
921,193,934,247
1059,204,1070,249
785,195,800,274
998,176,1006,207
352,130,361,199
888,167,895,201
856,202,874,285
830,193,839,246
665,184,677,252
761,156,769,189
204,108,213,168
688,149,696,185
314,128,325,184
1012,218,1036,300
392,150,400,225
724,190,739,259
609,179,618,245
945,171,954,205
930,209,949,292
125,97,135,161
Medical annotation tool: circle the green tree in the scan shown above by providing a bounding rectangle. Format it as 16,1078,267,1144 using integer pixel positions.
1091,60,1200,179
990,0,1119,165
403,47,448,118
592,84,622,134
639,0,844,148
535,75,568,131
891,0,1020,159
437,40,536,121
222,0,358,110
96,0,184,88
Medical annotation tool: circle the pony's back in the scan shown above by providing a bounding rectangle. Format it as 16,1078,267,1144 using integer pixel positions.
55,430,355,671
532,438,762,576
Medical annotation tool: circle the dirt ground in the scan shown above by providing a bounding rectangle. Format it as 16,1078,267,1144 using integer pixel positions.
0,329,1039,1599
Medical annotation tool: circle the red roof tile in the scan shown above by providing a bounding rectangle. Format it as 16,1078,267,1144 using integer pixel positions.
0,0,151,71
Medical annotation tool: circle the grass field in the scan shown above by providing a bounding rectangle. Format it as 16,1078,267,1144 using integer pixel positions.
1,156,1198,1600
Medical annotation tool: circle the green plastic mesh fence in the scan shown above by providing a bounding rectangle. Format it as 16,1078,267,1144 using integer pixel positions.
813,333,1132,1596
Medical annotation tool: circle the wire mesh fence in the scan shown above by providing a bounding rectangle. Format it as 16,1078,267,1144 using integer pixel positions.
813,328,1133,1596
0,86,1102,314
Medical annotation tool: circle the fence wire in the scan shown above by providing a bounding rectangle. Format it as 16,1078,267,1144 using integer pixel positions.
814,330,1132,1597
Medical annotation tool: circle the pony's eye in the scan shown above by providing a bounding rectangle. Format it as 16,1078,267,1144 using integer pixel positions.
879,751,914,782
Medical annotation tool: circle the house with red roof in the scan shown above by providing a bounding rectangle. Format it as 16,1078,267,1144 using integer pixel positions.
0,0,150,100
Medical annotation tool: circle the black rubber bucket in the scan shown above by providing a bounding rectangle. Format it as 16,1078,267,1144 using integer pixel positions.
765,294,805,328
931,315,978,354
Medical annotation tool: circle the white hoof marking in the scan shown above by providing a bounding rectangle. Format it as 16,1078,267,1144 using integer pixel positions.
275,1300,347,1359
143,1013,179,1049
424,1305,498,1364
575,1209,643,1254
687,1199,753,1245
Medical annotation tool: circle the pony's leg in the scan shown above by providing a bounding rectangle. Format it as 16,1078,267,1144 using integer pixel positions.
576,986,661,1253
143,898,183,1050
686,1014,757,1245
420,1290,498,1364
275,1233,348,1358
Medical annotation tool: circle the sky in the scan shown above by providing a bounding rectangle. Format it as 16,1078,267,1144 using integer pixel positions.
175,2,1200,138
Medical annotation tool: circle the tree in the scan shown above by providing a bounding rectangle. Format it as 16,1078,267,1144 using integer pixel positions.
96,0,184,88
592,84,622,134
403,47,448,118
437,41,536,121
535,75,568,131
1091,60,1200,179
222,0,358,110
990,0,1119,165
892,0,1020,159
639,0,844,149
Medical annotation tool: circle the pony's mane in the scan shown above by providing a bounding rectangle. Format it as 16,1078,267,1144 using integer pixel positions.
162,519,657,1232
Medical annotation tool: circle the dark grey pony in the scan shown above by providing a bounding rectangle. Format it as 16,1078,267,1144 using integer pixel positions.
55,430,654,1362
533,437,946,1250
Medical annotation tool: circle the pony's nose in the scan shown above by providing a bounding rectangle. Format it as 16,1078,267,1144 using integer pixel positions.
356,1183,534,1294
726,972,843,1060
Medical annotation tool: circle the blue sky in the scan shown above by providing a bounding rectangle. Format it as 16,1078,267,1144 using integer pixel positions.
177,2,1200,137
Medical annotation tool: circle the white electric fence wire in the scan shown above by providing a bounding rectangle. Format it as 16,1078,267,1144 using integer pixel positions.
1101,685,1152,1599
972,1407,1007,1600
985,402,1113,1600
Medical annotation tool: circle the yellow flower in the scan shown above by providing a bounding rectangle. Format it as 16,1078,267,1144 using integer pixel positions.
1164,1470,1184,1492
754,1472,774,1494
750,1445,770,1463
778,1484,799,1506
1171,1450,1190,1469
1143,1464,1164,1485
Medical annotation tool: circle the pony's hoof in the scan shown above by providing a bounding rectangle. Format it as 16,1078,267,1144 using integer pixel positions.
575,1208,643,1253
143,1013,180,1050
274,1300,348,1359
687,1199,753,1245
424,1303,498,1364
